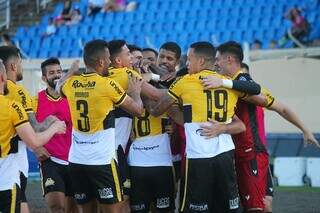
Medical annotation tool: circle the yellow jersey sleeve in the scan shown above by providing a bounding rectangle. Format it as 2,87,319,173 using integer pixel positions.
106,78,127,106
168,77,184,101
16,85,34,113
32,95,38,113
10,100,29,128
261,87,275,108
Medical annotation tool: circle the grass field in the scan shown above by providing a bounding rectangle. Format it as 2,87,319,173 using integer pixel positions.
26,180,320,213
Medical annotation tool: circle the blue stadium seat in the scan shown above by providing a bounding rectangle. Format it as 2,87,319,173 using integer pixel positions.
57,25,68,36
38,49,49,59
266,138,279,157
274,137,303,157
299,146,320,157
27,150,39,173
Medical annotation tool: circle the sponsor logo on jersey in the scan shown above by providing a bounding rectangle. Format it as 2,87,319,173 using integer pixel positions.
45,178,55,187
12,102,24,120
18,89,28,108
131,204,146,211
132,144,159,151
157,197,170,209
229,197,239,209
189,203,208,211
245,195,250,200
72,80,96,89
74,193,86,200
98,188,114,199
109,80,123,95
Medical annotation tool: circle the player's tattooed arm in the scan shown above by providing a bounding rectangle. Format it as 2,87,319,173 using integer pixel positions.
145,93,176,117
167,104,184,126
28,112,58,132
268,100,320,148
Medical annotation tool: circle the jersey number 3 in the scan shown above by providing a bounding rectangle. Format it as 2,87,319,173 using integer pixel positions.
204,90,228,122
76,100,90,132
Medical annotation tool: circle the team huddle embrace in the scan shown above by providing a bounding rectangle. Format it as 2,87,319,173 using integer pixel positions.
0,40,318,213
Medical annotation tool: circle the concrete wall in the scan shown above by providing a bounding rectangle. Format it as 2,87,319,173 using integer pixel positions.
251,57,320,133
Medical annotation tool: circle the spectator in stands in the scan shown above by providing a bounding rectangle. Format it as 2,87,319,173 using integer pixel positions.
41,17,56,39
251,39,262,50
269,40,278,49
104,0,126,12
0,33,15,46
67,8,82,25
55,1,73,26
88,0,104,16
279,7,309,47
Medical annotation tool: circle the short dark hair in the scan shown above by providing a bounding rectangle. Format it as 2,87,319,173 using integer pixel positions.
160,42,181,59
190,41,215,62
0,46,21,65
142,48,158,57
217,41,243,63
83,39,108,67
41,57,61,76
108,40,126,58
240,62,249,72
128,44,142,53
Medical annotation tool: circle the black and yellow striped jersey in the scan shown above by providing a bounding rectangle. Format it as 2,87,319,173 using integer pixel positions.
108,67,142,90
232,70,275,108
168,70,244,123
61,73,127,133
6,80,33,113
0,96,29,158
133,108,169,138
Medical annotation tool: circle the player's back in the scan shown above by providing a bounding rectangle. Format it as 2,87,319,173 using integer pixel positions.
62,73,127,165
168,70,242,159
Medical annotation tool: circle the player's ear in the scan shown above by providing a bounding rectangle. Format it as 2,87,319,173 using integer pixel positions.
115,56,121,65
199,56,205,66
41,75,47,83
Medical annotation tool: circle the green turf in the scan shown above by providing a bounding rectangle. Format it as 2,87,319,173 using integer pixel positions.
275,186,320,192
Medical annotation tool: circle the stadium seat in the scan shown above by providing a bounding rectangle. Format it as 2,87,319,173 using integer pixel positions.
274,138,302,157
274,157,307,186
306,158,320,187
298,145,320,157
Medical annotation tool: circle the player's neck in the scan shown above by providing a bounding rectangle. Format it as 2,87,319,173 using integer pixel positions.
7,73,16,84
46,87,59,99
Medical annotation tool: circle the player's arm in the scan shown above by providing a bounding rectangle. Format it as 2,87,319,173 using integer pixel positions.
199,115,246,139
144,92,176,117
268,100,320,148
27,112,58,132
201,73,261,95
118,76,144,117
56,60,80,96
167,104,184,126
141,81,166,101
16,121,66,150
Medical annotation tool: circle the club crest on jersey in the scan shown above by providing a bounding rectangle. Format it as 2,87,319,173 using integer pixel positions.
72,80,96,89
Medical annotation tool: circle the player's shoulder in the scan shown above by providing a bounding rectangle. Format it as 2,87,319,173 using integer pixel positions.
169,75,186,90
233,70,252,81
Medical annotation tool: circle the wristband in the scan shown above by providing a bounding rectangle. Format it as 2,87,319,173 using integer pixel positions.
222,79,233,89
151,73,160,82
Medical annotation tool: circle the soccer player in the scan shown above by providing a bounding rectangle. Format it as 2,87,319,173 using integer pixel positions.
0,46,58,213
57,39,144,213
142,48,158,65
128,44,143,65
33,58,76,213
108,39,164,191
148,41,267,212
128,102,175,212
200,41,319,213
0,59,66,213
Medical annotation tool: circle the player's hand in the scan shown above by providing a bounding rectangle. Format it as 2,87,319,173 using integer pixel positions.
52,120,66,134
160,72,176,82
68,60,81,75
200,119,226,139
201,75,223,89
134,59,151,74
34,146,50,161
165,124,174,135
127,75,144,95
303,131,320,148
141,72,152,82
46,115,59,122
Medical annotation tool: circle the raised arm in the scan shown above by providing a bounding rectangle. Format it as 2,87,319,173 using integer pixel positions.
268,100,320,148
144,92,176,117
56,60,80,96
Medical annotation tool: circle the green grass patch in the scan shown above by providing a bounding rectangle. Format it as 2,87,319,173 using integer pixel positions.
275,186,320,192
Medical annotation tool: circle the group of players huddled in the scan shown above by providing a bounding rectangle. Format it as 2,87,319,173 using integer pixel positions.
0,40,319,213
